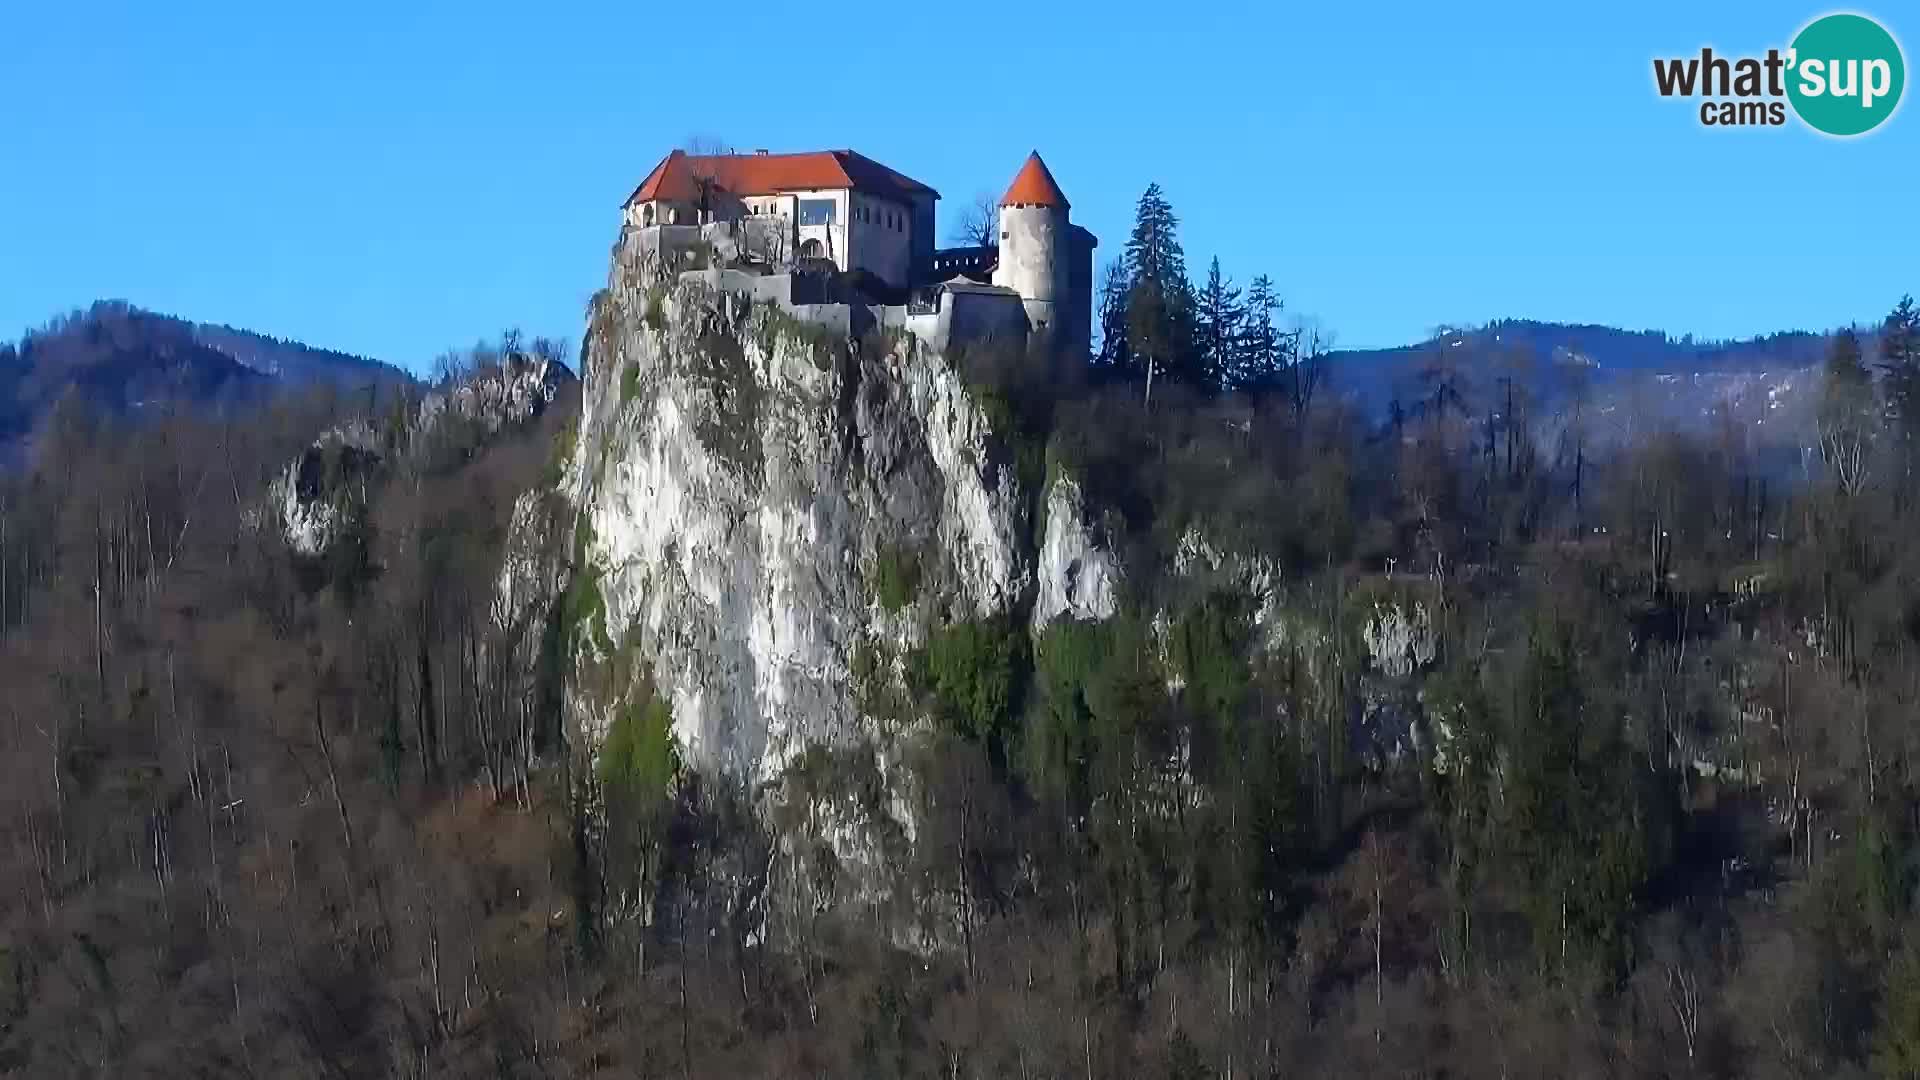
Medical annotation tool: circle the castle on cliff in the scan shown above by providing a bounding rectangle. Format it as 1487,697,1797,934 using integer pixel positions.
622,148,1097,356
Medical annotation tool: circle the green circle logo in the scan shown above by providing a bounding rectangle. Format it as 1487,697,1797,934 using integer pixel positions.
1787,13,1906,136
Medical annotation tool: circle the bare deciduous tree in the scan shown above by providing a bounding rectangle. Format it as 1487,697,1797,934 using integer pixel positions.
948,190,1000,248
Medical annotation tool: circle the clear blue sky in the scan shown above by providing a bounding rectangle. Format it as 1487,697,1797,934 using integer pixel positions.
3,1,1914,371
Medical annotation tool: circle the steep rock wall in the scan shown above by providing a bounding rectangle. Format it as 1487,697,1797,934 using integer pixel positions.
564,276,1030,784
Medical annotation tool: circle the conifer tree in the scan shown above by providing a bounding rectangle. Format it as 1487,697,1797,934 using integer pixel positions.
1238,274,1284,391
1122,183,1195,399
1819,328,1877,498
1194,257,1245,389
1878,296,1920,505
1095,258,1133,372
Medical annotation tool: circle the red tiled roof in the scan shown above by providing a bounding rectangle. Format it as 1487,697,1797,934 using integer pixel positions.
625,149,939,207
999,151,1069,209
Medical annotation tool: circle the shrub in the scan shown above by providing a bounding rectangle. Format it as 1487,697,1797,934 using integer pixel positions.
620,361,642,406
544,419,578,487
873,543,922,613
1024,613,1164,800
689,326,765,487
559,515,613,655
1168,592,1252,728
922,615,1025,745
558,565,612,656
852,638,915,735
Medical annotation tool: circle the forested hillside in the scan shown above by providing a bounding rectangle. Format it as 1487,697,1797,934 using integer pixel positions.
4,190,1920,1078
0,302,411,465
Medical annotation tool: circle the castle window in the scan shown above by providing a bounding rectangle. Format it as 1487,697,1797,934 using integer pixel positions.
797,198,835,226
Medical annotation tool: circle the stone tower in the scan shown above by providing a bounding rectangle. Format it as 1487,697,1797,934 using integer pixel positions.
992,152,1095,357
993,152,1072,344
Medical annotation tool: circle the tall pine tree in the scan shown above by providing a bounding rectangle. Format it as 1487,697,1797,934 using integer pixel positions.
1123,183,1195,399
1237,274,1284,391
1194,257,1245,389
1879,295,1920,508
1095,257,1134,372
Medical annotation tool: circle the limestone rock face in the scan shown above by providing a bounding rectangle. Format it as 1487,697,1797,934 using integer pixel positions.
267,353,575,557
267,421,383,557
415,352,572,440
563,276,1029,784
1032,475,1120,630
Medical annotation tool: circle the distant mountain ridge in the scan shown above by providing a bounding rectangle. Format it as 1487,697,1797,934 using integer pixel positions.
1324,318,1847,446
0,300,414,461
1329,318,1836,381
189,318,408,386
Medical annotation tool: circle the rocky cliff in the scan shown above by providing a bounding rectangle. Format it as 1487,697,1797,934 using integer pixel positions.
556,256,1196,748
517,254,1451,940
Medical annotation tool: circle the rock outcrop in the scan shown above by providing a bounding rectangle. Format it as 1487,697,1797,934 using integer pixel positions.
267,352,574,557
271,420,383,557
520,248,1457,943
1032,475,1120,629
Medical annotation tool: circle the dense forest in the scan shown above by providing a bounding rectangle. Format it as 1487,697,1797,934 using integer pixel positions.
4,181,1920,1078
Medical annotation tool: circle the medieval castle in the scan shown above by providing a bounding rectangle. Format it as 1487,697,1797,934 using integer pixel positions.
622,148,1097,356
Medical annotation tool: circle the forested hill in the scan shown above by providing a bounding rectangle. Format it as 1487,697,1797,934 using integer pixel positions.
188,319,407,387
3,265,1920,1073
0,300,411,461
1328,315,1835,445
1331,319,1833,375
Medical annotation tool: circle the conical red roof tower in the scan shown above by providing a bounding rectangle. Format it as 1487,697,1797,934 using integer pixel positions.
999,151,1070,210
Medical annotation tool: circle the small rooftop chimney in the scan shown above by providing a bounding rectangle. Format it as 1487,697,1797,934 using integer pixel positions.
755,148,769,155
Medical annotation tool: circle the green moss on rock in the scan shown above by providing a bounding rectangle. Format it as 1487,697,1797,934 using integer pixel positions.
600,680,678,801
872,543,923,613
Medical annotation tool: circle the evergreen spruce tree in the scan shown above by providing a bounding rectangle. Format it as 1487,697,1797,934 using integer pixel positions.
1122,183,1195,399
1194,257,1245,389
1095,257,1134,372
1238,274,1284,391
1879,296,1920,507
1819,327,1877,497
